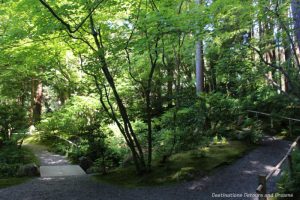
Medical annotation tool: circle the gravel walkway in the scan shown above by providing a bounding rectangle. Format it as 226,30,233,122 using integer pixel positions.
25,144,70,166
0,137,292,200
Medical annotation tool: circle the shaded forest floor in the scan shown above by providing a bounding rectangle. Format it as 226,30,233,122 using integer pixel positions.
0,136,291,200
94,140,253,187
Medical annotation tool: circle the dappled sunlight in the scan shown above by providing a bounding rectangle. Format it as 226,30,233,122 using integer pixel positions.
264,165,275,172
39,177,66,181
1,0,299,199
40,157,69,165
35,149,69,166
243,169,258,175
40,177,54,181
188,176,210,191
250,161,259,165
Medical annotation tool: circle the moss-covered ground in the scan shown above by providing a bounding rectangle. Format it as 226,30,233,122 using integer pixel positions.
94,141,254,187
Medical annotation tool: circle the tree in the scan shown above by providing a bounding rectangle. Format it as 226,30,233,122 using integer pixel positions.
195,0,204,95
38,0,147,173
292,0,300,51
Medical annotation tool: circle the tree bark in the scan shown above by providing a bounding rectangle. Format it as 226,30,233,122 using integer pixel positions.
195,0,204,95
90,16,146,173
33,80,43,123
292,0,300,51
30,79,43,125
38,0,147,173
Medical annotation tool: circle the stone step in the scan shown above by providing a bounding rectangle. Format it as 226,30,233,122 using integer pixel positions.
40,165,86,177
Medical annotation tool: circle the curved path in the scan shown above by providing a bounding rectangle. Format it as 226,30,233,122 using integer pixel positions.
25,144,70,166
0,137,291,200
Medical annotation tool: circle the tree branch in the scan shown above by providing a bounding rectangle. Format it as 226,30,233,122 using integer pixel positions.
39,0,105,33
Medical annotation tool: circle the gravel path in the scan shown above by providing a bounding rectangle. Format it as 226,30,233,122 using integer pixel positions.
0,137,292,200
25,144,70,166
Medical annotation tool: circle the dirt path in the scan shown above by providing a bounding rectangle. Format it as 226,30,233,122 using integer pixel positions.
0,137,292,200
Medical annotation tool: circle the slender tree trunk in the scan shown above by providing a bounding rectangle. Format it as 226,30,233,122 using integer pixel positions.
284,39,291,91
195,0,204,95
292,0,300,51
153,67,163,115
145,89,152,170
89,16,146,174
38,0,147,174
30,78,35,125
33,80,43,123
167,65,173,108
195,40,204,94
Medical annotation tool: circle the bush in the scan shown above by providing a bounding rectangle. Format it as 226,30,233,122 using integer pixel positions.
154,93,243,158
0,102,27,141
0,164,20,177
0,145,38,178
37,96,124,168
232,118,263,144
276,150,300,199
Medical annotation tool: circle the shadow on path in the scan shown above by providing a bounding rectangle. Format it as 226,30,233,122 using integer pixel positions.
0,137,292,200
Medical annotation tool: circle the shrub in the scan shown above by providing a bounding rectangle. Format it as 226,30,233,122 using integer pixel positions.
0,145,38,178
37,96,124,168
0,164,20,177
276,150,300,199
154,92,243,158
0,102,27,141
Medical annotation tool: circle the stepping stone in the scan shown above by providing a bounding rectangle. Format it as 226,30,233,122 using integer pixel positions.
40,165,86,177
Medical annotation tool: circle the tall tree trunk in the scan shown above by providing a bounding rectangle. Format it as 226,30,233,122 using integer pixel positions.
30,78,35,126
167,65,173,108
292,0,300,51
89,17,146,174
145,89,152,170
195,0,204,95
195,40,204,94
284,38,291,91
33,80,43,124
153,67,163,115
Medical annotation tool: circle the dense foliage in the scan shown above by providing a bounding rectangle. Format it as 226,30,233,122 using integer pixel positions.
1,0,300,180
0,143,38,177
277,149,300,199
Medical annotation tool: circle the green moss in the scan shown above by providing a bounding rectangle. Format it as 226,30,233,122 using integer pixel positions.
0,177,31,189
23,134,42,145
94,141,254,187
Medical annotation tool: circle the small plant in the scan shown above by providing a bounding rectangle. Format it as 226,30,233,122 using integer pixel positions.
172,167,196,181
212,135,228,145
190,148,208,159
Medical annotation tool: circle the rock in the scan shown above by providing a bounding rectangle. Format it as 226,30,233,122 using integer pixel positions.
79,156,92,171
17,163,40,177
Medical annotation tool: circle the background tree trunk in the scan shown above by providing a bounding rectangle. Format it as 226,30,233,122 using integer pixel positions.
292,0,300,51
195,0,204,95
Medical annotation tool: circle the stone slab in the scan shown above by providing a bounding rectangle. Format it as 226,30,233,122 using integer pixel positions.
40,165,86,177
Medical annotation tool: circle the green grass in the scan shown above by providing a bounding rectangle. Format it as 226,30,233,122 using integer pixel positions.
94,141,254,187
0,177,31,189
